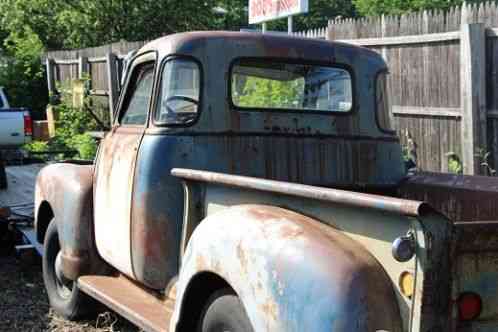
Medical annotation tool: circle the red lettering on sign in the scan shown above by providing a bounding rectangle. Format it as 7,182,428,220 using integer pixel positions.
250,0,300,20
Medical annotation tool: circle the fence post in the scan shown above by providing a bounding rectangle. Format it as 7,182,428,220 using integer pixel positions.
45,58,57,137
45,58,56,96
460,23,487,175
106,52,119,124
381,15,387,60
78,56,89,79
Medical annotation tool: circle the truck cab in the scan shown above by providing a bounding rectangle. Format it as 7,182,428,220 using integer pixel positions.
35,32,498,332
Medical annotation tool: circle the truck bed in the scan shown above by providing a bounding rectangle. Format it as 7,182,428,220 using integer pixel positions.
172,168,498,331
398,172,498,222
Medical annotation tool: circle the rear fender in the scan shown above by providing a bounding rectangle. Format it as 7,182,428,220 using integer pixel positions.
172,204,403,332
35,163,107,279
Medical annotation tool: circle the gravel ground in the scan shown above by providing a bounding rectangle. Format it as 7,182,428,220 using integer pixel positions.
0,252,141,332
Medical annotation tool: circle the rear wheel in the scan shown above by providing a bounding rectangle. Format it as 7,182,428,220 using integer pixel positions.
42,220,95,319
0,155,7,190
198,288,254,332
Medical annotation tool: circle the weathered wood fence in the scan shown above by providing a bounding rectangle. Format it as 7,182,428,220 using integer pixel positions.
45,40,148,124
45,2,498,175
318,2,498,176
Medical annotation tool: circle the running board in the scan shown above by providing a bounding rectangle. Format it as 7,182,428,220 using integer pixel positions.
78,275,174,332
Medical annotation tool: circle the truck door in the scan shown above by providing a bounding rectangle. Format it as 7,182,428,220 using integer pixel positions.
94,53,156,278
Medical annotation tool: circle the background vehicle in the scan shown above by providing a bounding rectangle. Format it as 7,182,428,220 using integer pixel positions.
34,32,498,332
0,87,32,148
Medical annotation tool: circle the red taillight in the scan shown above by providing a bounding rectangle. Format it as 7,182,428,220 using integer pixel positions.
458,292,482,321
23,112,32,136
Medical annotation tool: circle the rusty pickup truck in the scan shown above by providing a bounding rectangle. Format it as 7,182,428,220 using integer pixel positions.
35,32,498,332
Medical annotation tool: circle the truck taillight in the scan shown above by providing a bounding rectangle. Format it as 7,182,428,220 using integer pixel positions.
24,112,32,136
458,292,482,321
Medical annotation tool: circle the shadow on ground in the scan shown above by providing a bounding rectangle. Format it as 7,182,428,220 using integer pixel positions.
0,252,142,332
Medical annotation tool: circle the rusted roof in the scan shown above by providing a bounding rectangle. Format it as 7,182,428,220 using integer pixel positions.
138,31,381,63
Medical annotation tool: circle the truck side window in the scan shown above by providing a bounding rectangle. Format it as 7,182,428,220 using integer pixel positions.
231,58,352,113
120,64,155,126
155,58,201,125
376,72,393,132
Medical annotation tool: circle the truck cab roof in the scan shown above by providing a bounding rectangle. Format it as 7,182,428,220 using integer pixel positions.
130,31,392,139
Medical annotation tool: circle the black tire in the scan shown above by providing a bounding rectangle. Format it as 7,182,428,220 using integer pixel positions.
42,220,95,320
0,157,7,190
198,288,254,332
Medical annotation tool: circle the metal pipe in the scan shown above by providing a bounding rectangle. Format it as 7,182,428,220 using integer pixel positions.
171,168,430,217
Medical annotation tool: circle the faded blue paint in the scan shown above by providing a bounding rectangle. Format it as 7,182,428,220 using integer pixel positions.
171,204,403,332
131,133,405,289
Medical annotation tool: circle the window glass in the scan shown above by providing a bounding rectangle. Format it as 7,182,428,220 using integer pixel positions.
231,59,352,113
156,59,200,125
120,64,154,125
376,72,393,132
0,95,3,108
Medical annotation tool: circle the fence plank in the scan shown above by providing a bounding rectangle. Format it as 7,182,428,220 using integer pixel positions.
392,106,461,117
78,56,89,80
460,23,487,174
45,59,56,95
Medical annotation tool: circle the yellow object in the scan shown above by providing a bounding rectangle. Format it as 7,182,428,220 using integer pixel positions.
399,271,415,298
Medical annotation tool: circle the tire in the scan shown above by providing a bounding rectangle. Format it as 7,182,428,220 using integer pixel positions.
0,157,7,190
42,220,95,320
198,288,254,332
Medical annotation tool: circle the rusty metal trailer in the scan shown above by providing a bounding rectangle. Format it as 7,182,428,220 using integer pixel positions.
0,164,44,256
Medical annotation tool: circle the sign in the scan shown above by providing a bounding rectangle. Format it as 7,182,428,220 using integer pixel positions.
249,0,309,25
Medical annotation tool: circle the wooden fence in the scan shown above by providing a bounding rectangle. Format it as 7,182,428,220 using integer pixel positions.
45,2,498,175
316,2,498,175
45,40,148,124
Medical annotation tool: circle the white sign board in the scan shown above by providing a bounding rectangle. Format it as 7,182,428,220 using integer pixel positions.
249,0,309,25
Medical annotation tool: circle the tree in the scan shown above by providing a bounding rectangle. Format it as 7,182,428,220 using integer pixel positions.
213,0,356,33
353,0,480,16
0,0,224,114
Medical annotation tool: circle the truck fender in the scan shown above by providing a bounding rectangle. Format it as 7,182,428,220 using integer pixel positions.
172,204,403,332
35,163,107,280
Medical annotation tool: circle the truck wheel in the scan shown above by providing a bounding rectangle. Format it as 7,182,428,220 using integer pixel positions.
0,157,7,190
42,220,94,320
198,288,254,332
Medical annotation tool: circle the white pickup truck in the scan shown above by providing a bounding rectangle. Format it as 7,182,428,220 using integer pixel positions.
0,87,32,147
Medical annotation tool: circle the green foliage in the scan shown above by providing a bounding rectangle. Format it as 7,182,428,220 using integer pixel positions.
53,80,99,159
353,0,481,16
68,133,98,160
23,140,48,153
234,76,304,109
0,0,229,50
23,79,99,160
0,24,47,118
446,152,462,174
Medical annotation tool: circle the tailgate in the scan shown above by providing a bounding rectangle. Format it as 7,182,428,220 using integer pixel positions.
0,111,24,146
453,222,498,331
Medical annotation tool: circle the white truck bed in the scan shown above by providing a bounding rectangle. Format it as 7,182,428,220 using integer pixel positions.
0,87,31,147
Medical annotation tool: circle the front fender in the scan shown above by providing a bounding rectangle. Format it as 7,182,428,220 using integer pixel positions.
173,204,402,332
35,163,104,279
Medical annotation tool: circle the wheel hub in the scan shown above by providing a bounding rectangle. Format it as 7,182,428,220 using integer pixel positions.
54,252,72,297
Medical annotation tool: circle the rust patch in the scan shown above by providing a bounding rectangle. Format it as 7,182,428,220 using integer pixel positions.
236,243,249,277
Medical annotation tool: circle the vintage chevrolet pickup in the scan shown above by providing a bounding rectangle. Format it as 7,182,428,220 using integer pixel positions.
35,32,498,332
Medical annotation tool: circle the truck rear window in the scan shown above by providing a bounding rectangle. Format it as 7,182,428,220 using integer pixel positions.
231,59,352,113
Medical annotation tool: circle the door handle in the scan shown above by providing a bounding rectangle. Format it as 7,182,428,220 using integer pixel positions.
10,133,20,137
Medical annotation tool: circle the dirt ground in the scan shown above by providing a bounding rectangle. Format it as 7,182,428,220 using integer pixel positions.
0,253,141,332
